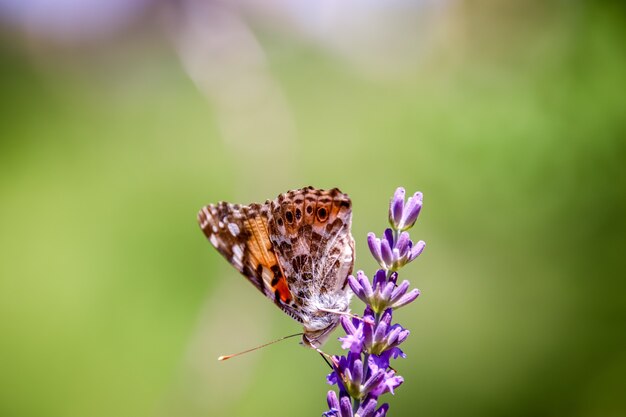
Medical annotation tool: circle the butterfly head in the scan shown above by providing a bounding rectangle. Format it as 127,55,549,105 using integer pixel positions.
301,321,340,348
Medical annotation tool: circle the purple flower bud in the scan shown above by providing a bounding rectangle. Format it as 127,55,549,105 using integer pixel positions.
395,232,411,256
339,395,353,417
373,270,386,291
389,187,405,228
352,358,364,385
389,280,410,304
360,274,374,299
409,240,426,261
391,288,420,309
348,275,365,302
367,233,383,265
380,309,393,326
381,281,395,302
384,228,395,247
398,192,422,231
326,391,340,417
380,239,393,267
374,319,388,343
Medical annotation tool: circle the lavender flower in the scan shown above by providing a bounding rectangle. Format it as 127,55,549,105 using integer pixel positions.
349,270,420,314
323,187,426,417
367,230,425,272
389,188,423,231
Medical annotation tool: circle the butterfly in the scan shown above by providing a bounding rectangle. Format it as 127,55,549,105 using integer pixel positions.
197,186,355,348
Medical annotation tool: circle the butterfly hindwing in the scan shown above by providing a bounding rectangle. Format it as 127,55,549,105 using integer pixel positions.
267,187,354,312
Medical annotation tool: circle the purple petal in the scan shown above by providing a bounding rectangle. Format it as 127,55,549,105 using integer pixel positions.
339,395,353,417
339,334,363,353
363,319,374,348
385,325,403,346
396,329,410,345
371,354,392,373
387,346,406,360
380,239,393,267
409,240,426,261
340,316,358,335
352,358,364,385
380,309,393,326
395,232,411,256
374,403,389,417
358,397,379,417
327,370,338,385
400,192,422,230
367,233,384,265
370,352,390,371
347,275,364,298
358,273,374,299
388,271,398,285
389,187,405,227
392,288,420,309
391,248,401,265
384,228,395,247
373,270,386,291
389,280,410,304
384,374,404,395
327,390,340,410
373,320,388,343
381,281,395,301
361,369,386,396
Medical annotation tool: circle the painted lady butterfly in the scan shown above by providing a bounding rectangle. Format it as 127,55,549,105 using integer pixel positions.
198,187,354,348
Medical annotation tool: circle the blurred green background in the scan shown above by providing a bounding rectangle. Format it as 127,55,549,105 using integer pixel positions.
1,1,625,416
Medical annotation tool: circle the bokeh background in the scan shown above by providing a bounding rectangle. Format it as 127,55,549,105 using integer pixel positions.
1,1,625,416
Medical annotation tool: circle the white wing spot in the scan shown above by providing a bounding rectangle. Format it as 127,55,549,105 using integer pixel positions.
228,223,240,237
232,244,244,268
212,225,218,233
199,207,211,228
261,266,273,286
209,234,218,247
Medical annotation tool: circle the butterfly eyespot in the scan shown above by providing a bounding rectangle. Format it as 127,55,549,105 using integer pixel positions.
277,218,284,226
285,211,294,224
295,208,302,220
317,207,328,221
306,206,313,214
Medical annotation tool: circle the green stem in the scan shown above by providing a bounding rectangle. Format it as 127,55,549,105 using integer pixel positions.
353,397,360,412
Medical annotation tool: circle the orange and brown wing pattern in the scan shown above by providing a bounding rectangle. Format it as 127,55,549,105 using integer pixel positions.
266,187,354,311
197,200,297,315
198,187,355,328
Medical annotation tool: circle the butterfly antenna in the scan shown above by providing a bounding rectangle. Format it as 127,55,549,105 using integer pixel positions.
217,333,303,361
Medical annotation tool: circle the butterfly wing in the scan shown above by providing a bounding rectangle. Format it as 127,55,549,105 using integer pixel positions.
267,187,355,312
198,187,355,331
198,200,301,321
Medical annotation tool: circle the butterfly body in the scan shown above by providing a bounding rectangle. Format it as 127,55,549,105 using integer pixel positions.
198,187,354,348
